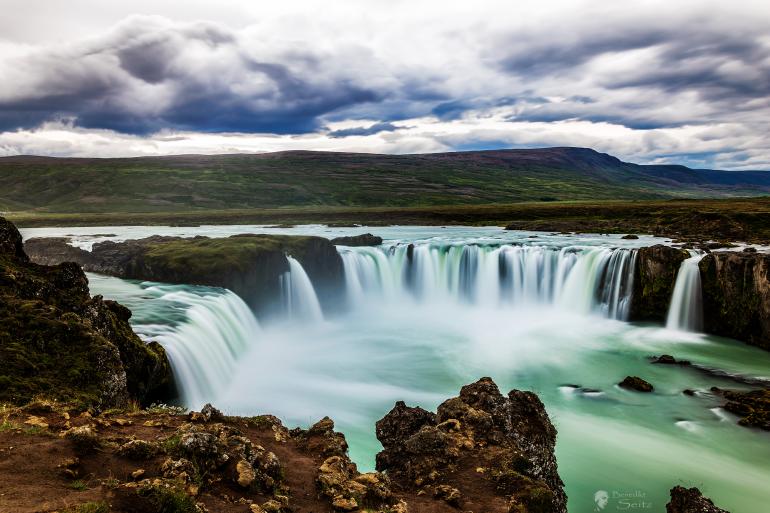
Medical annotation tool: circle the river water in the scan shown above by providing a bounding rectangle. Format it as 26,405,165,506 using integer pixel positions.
21,225,770,513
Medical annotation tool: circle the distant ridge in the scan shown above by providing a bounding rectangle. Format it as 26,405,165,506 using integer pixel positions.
1,147,769,213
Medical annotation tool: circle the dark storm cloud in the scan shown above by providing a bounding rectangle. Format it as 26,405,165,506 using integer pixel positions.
604,36,770,103
497,28,670,76
0,17,383,134
328,122,400,138
493,24,770,126
1,9,769,144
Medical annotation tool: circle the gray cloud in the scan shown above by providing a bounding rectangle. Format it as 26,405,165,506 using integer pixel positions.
0,17,383,134
0,1,768,169
328,122,401,138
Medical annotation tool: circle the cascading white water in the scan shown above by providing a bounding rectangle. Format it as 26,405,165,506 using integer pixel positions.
79,228,770,513
341,244,637,319
666,253,704,331
152,290,261,408
280,256,324,321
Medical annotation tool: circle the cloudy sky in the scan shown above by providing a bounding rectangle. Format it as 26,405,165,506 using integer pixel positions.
1,0,769,169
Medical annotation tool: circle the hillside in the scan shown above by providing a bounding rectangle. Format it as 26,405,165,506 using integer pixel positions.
1,148,770,213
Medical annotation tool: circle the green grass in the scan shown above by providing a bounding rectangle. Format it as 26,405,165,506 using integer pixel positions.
67,479,89,491
0,420,18,432
2,149,769,215
63,502,109,513
8,198,770,242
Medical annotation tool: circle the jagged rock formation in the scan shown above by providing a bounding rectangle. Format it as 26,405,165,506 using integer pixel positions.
330,234,383,246
375,377,567,513
25,234,345,315
700,251,770,350
666,486,730,513
629,245,689,322
0,218,173,408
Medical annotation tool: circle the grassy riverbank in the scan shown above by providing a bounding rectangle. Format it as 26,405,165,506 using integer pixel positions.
7,198,770,242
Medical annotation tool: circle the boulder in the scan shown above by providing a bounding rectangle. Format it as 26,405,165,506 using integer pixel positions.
652,354,691,366
618,376,654,392
117,439,161,460
666,486,729,513
720,388,770,430
433,484,462,507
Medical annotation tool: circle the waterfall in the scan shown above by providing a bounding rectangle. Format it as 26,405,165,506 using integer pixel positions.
153,290,261,408
280,256,324,321
134,243,639,409
666,253,704,331
339,244,637,319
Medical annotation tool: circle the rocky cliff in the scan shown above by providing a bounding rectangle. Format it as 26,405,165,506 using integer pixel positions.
25,235,345,315
700,251,770,350
0,218,173,409
629,245,689,322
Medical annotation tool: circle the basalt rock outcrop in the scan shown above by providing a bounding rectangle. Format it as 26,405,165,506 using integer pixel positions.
0,217,173,408
629,245,689,322
719,388,770,430
699,251,770,350
376,377,567,513
666,486,729,513
25,234,345,315
618,376,654,392
330,233,383,246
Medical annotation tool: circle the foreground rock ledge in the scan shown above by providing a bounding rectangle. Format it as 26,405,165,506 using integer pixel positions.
0,379,567,513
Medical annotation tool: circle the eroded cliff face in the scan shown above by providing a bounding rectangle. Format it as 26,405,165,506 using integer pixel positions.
0,217,173,409
376,377,567,513
699,251,770,350
25,234,345,316
629,245,689,322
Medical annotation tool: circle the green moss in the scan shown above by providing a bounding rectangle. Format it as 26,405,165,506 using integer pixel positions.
519,486,556,513
142,235,319,276
160,433,182,454
137,483,199,513
63,501,110,513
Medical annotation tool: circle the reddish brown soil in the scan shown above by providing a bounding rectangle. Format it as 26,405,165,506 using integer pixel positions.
0,407,497,513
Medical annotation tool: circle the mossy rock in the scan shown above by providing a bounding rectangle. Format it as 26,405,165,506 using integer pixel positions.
25,234,344,316
0,217,174,409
